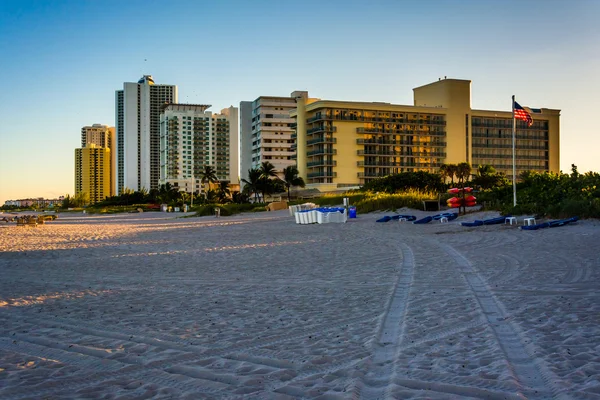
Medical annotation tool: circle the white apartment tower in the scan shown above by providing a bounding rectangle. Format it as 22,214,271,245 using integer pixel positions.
159,104,239,194
115,75,178,194
239,93,305,182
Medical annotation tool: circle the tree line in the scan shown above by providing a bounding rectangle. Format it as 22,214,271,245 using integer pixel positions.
64,162,306,208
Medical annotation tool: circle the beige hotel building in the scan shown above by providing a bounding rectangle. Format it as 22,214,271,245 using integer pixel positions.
290,78,559,190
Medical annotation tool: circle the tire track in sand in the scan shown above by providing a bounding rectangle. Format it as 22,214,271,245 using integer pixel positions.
355,242,415,400
438,242,570,400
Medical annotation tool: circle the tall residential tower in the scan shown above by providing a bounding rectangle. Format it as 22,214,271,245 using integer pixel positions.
75,144,112,204
159,104,239,194
115,75,178,194
81,124,115,195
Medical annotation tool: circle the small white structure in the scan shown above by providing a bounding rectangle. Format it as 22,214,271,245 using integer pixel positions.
289,202,317,216
295,208,347,224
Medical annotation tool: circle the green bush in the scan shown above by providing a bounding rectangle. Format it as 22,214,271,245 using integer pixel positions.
480,166,600,218
361,171,445,193
355,190,438,214
313,193,366,207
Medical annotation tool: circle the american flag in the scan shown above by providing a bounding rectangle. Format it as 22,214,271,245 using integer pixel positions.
514,101,533,126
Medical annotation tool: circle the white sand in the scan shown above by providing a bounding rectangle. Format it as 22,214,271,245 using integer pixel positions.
0,210,599,399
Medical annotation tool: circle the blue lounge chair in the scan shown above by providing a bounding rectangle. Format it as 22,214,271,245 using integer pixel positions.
520,216,579,231
461,220,484,227
413,216,433,224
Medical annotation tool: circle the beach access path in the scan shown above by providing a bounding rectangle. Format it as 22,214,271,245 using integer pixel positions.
0,210,599,399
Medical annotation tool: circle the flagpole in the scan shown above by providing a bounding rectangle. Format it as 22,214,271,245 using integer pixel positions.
512,95,517,207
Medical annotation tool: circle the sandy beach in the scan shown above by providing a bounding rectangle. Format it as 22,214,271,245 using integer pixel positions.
0,210,599,399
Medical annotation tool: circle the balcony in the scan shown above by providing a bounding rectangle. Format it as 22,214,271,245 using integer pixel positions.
472,133,547,140
358,172,384,178
308,171,337,178
357,150,397,156
357,127,447,136
357,139,398,145
307,115,326,123
262,150,294,157
307,160,336,167
307,137,337,145
472,154,547,160
307,149,337,156
307,126,337,135
472,143,548,150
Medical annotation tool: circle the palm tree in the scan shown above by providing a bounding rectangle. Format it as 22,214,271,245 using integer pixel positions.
258,161,279,202
205,189,218,203
259,161,278,179
282,165,305,201
217,181,231,203
456,162,472,186
199,165,219,199
231,191,250,204
446,164,458,186
241,168,262,202
477,164,496,177
158,183,178,205
439,164,450,185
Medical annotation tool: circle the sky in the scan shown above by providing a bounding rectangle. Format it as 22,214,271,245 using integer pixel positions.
1,0,599,204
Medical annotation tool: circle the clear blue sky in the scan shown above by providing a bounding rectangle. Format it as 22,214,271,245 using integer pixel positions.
1,0,599,204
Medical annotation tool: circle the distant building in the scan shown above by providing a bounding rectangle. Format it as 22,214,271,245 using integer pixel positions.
115,75,178,194
75,144,112,204
239,93,305,183
291,78,559,190
81,124,115,195
81,124,114,148
159,104,239,194
3,197,64,208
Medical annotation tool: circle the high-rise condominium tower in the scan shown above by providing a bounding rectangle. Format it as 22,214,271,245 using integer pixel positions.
239,93,305,183
81,124,114,149
81,124,115,195
159,104,239,194
115,75,178,194
75,145,112,203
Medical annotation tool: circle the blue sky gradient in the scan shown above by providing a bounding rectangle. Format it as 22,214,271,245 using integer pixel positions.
1,0,599,203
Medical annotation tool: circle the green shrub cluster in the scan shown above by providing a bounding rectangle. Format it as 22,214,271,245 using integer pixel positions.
85,204,161,214
313,193,366,207
480,166,600,218
354,190,438,214
361,171,445,194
